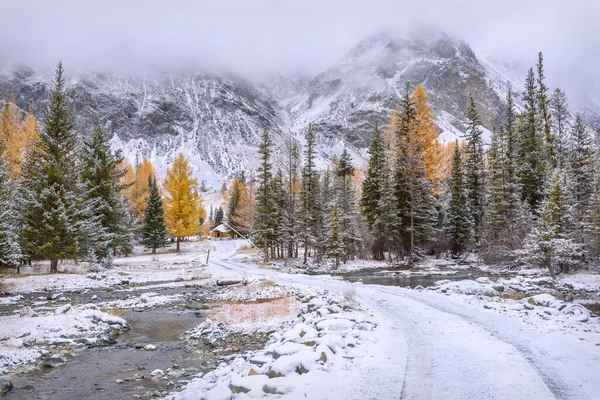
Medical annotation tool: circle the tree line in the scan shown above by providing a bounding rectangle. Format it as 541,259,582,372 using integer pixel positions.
242,52,600,276
0,63,206,272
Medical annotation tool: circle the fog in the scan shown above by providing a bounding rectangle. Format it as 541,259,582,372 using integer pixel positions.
1,0,598,100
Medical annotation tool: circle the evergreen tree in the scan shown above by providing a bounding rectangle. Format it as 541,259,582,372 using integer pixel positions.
587,173,600,261
504,87,518,184
517,68,547,213
253,129,276,259
0,150,21,270
537,52,554,166
463,94,485,241
550,88,571,169
361,123,387,259
518,172,581,277
301,126,323,264
335,146,359,261
19,62,90,272
568,116,595,252
326,205,344,268
281,137,301,258
140,176,169,254
80,126,134,260
163,153,203,252
445,142,471,255
214,206,224,227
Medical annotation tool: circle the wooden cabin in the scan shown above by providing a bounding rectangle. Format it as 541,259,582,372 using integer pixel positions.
209,224,237,239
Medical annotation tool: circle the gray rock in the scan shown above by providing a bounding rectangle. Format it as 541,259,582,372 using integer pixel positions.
0,380,13,396
42,357,66,368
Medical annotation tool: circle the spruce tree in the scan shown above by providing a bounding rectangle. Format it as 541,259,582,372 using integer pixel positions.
215,206,224,227
361,123,387,259
568,116,594,252
301,126,323,264
19,62,87,272
445,142,472,255
517,68,547,214
537,52,554,166
335,147,359,261
0,151,21,271
463,94,485,242
80,126,134,260
587,173,600,261
253,129,276,259
140,176,169,254
519,172,581,277
281,138,301,258
504,87,518,184
326,205,344,268
550,88,571,169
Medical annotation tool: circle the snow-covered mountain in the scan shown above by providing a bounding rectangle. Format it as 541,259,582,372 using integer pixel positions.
0,26,568,187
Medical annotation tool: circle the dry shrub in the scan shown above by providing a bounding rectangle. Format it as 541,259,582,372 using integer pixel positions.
210,295,299,325
342,283,359,309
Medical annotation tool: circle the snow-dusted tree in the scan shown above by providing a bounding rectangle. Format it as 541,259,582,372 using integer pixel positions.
537,52,554,167
550,88,571,169
445,142,472,255
278,137,301,258
335,147,360,261
518,172,581,278
253,129,276,259
463,94,485,242
517,68,547,214
0,151,21,271
301,126,324,264
326,205,344,268
140,176,170,254
19,62,92,272
80,126,135,260
587,173,600,262
568,116,595,253
361,123,388,259
214,206,224,227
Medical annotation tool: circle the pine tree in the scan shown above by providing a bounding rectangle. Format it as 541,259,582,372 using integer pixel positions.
568,116,594,252
537,52,554,167
445,142,472,255
550,88,571,169
140,176,170,253
504,87,518,184
163,153,203,252
301,126,323,264
587,173,600,261
19,62,88,272
253,129,276,259
0,149,21,270
214,206,224,227
518,68,547,213
326,205,344,268
518,172,581,277
281,137,301,258
463,94,485,242
361,123,387,259
80,126,134,260
335,146,359,261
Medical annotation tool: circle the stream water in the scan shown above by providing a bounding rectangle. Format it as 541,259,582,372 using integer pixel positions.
4,285,209,399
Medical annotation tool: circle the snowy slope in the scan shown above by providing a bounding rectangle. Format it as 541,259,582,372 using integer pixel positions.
0,26,566,185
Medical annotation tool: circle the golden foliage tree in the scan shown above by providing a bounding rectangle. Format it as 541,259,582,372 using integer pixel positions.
163,153,204,251
411,84,443,195
0,99,39,180
122,157,156,219
224,177,252,235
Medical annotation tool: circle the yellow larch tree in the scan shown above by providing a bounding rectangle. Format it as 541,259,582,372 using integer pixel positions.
411,84,443,195
0,99,39,180
123,157,156,219
163,153,204,251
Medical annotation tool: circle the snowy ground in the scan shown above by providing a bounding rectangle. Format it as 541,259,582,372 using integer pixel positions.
1,239,600,399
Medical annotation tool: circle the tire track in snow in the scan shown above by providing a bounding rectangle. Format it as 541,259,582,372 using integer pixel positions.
372,293,434,400
398,291,585,400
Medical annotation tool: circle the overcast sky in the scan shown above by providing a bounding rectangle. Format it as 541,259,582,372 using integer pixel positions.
1,0,598,98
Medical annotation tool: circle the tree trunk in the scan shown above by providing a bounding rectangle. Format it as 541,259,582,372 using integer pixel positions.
152,246,156,254
263,234,268,263
176,237,181,253
50,259,58,273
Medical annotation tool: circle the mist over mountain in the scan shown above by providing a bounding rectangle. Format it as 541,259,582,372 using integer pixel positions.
0,23,598,188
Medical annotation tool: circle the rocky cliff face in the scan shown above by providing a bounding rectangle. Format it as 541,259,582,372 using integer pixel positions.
0,27,534,187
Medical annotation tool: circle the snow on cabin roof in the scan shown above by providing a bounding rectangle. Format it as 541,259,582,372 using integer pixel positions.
211,224,230,233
